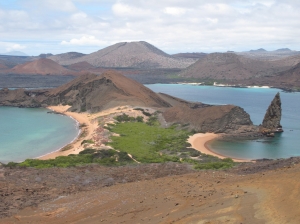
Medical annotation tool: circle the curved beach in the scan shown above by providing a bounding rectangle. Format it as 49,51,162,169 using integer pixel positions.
39,105,97,160
188,133,252,162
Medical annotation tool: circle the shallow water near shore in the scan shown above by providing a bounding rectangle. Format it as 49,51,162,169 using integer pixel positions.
146,84,300,160
0,107,79,163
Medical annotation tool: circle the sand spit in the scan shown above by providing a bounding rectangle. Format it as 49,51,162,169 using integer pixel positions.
188,133,252,163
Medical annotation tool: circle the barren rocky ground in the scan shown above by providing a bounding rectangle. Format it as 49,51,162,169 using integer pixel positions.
1,157,300,223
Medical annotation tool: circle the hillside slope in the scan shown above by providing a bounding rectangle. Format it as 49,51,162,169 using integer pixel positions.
46,71,172,112
50,41,197,69
9,58,77,75
180,53,300,80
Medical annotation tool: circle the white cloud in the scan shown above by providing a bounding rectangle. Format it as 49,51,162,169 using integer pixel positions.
164,7,186,16
0,42,27,53
1,0,300,55
34,0,77,12
112,2,152,18
61,35,108,46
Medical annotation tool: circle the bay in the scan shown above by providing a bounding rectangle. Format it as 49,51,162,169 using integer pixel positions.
146,84,300,160
0,107,79,163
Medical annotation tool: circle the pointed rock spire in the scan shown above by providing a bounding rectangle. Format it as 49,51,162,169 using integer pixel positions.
261,92,283,133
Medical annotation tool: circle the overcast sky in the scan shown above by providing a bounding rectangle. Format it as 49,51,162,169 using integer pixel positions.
0,0,299,56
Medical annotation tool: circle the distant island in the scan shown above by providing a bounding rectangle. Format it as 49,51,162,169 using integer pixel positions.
0,41,299,91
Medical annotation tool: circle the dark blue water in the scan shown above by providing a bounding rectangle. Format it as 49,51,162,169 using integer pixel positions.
146,84,300,160
0,107,79,163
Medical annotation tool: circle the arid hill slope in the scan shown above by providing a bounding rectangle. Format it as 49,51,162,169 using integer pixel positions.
249,62,300,88
67,61,95,71
172,52,207,59
9,58,78,75
180,53,299,80
50,41,197,69
238,48,300,60
48,52,86,62
46,71,172,112
0,63,8,70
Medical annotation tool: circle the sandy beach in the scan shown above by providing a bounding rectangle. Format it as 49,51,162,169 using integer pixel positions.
188,133,252,162
39,105,97,160
39,105,150,160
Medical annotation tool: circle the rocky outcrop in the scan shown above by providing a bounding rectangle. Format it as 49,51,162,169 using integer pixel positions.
261,92,283,134
161,92,255,134
0,88,46,108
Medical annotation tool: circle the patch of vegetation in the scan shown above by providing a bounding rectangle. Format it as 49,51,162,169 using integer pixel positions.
146,115,159,126
194,160,234,170
5,149,134,168
79,148,96,154
81,139,94,145
114,113,144,123
107,119,236,169
133,108,152,116
61,144,73,152
81,105,86,112
79,123,87,128
108,122,191,163
79,130,88,139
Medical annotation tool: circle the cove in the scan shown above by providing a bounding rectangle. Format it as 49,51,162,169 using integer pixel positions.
146,84,300,160
0,107,79,163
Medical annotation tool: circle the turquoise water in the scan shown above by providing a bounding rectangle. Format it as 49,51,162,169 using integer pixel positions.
146,84,300,160
0,107,79,163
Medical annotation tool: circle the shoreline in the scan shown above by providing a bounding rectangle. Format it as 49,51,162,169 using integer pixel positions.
39,105,97,160
188,133,253,163
35,112,81,159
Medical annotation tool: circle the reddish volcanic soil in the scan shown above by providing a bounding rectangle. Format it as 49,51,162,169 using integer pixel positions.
0,63,8,70
9,58,78,75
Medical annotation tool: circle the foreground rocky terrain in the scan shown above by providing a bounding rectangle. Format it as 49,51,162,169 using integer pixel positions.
1,157,300,223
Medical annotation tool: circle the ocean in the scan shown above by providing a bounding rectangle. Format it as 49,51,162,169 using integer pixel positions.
146,84,300,160
0,107,79,163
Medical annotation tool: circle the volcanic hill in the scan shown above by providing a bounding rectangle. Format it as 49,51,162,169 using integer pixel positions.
9,58,78,75
0,63,8,70
67,61,95,71
180,53,300,81
46,71,172,112
49,41,197,69
48,52,86,62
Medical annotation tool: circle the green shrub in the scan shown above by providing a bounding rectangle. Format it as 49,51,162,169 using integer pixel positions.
81,139,94,145
79,148,96,154
146,115,158,126
136,116,144,122
8,149,134,168
194,162,234,170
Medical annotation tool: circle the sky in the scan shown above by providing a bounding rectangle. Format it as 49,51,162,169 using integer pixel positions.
0,0,299,56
